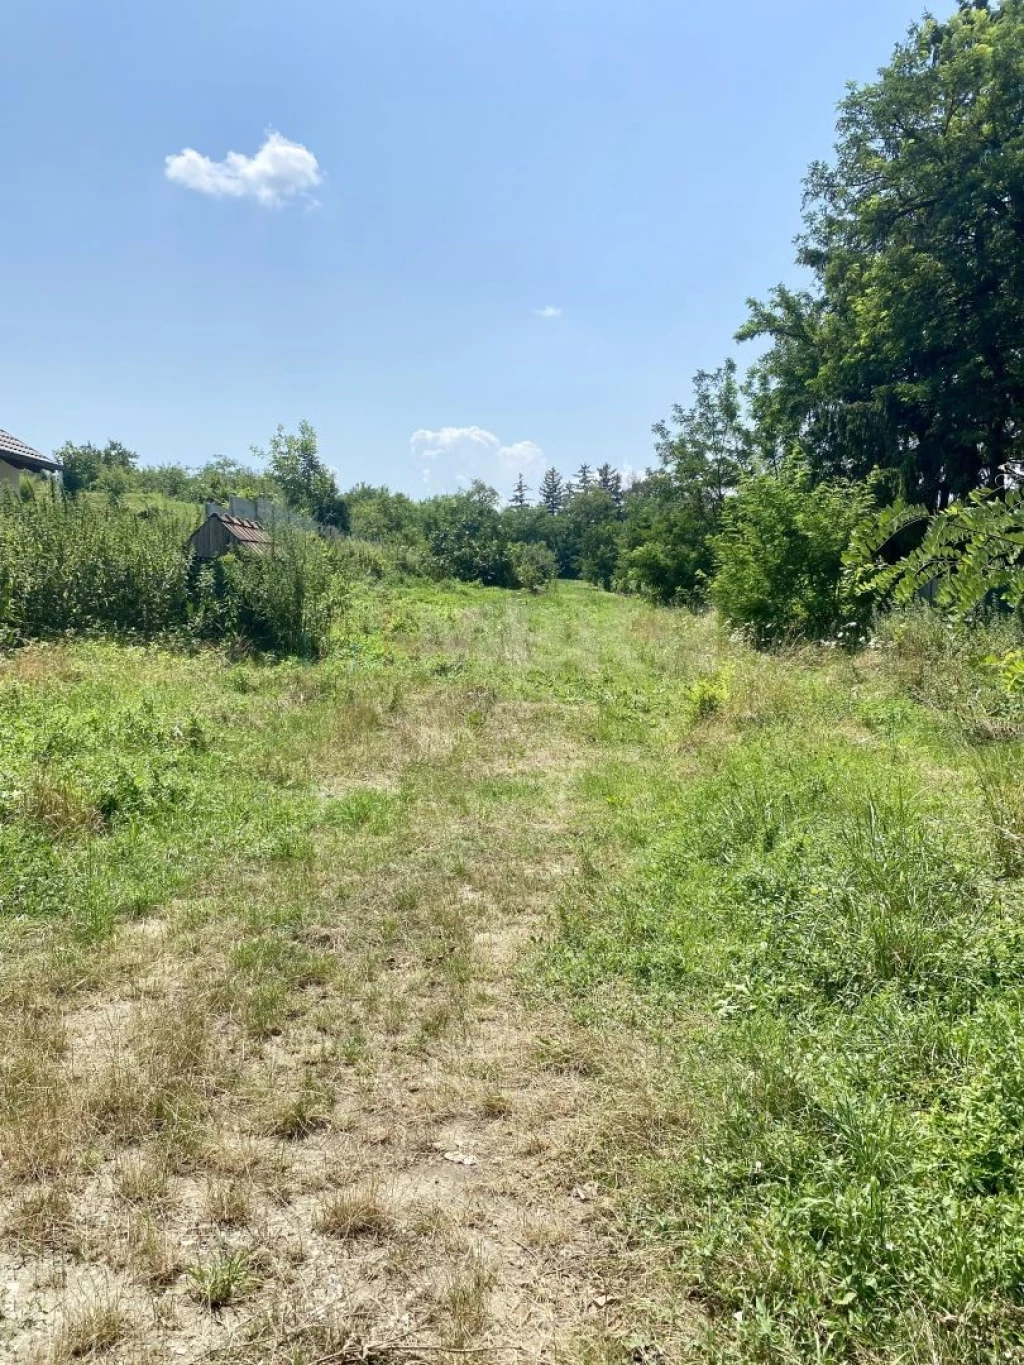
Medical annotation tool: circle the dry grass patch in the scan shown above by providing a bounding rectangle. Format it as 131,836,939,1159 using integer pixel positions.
479,1091,513,1118
431,1249,496,1347
19,778,104,841
50,1299,131,1360
5,1183,80,1256
314,1184,393,1240
204,1176,253,1226
260,1073,335,1139
124,1211,182,1287
113,1151,173,1210
1,1074,85,1183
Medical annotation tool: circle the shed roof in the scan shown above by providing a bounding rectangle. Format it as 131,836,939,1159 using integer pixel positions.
0,429,62,474
214,513,273,553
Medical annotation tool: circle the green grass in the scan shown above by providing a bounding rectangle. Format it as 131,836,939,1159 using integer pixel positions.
0,642,335,941
547,606,1024,1362
5,583,1024,1360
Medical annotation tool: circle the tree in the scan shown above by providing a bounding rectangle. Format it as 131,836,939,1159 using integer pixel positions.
509,541,557,593
258,421,349,531
565,488,621,589
510,474,531,509
618,472,718,605
539,468,567,516
192,456,278,506
575,464,593,492
846,485,1024,618
57,439,138,496
618,363,751,604
654,361,749,502
344,484,423,544
421,482,515,585
741,0,1024,508
596,463,624,513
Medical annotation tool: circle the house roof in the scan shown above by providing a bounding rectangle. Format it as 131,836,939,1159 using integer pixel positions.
0,429,62,474
214,514,273,552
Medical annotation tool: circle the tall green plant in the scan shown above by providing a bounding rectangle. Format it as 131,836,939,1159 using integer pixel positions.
711,463,874,644
205,528,344,659
0,493,194,642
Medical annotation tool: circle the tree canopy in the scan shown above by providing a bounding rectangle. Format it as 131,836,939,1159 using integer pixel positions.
741,0,1024,508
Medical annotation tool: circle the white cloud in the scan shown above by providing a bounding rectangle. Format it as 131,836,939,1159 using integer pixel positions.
534,305,562,318
410,426,545,494
164,131,322,207
497,439,544,471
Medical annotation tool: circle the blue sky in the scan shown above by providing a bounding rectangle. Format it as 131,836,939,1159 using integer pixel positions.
3,0,928,498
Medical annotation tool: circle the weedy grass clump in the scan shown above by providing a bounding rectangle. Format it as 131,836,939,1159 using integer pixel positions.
51,1299,131,1360
313,1185,393,1240
187,1250,254,1310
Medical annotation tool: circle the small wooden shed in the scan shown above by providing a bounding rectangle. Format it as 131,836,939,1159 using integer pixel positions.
188,512,272,561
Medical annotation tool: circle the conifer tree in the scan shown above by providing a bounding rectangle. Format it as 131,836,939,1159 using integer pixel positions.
596,463,624,513
576,463,593,492
510,473,530,509
539,467,566,516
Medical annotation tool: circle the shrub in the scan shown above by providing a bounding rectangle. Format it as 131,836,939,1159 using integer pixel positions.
0,494,346,658
199,529,344,659
421,483,516,586
711,461,873,644
509,541,557,593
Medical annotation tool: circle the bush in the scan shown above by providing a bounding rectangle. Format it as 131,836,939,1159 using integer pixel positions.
509,541,557,593
711,462,873,644
195,529,344,659
421,483,516,586
0,494,346,658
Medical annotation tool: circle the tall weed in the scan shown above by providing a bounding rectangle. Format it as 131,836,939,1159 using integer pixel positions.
0,494,349,658
0,493,193,641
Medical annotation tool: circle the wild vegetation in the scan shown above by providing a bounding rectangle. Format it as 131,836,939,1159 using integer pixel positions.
2,1,1024,1359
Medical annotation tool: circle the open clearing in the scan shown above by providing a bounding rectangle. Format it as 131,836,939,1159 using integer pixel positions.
4,580,1024,1363
0,584,695,1363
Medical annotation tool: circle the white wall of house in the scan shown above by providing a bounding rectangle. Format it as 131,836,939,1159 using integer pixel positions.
0,460,21,492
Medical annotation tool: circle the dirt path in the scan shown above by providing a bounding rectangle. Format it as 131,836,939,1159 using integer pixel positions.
0,599,686,1363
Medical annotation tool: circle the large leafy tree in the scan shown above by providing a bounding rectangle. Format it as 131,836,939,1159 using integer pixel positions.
563,487,621,588
258,421,349,531
344,483,423,543
742,0,1024,508
421,481,515,585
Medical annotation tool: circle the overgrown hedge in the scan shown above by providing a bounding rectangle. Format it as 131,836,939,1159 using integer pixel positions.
0,492,344,657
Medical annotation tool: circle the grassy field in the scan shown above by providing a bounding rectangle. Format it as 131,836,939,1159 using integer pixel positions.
2,582,1023,1362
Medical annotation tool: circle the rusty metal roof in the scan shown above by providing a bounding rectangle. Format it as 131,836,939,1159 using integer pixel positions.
215,513,273,553
0,428,62,473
